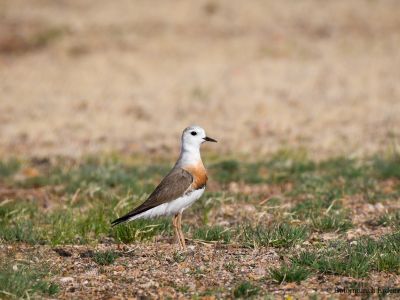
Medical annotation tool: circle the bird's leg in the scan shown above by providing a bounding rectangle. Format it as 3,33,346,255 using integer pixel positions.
177,212,186,250
173,213,186,250
173,214,183,249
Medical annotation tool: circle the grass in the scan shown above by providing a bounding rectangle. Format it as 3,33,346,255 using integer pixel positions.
112,218,173,244
0,150,400,297
0,195,173,245
377,253,400,273
173,251,187,263
224,262,236,272
373,152,400,179
233,281,260,299
375,211,400,227
241,223,309,248
311,212,353,233
0,262,59,299
0,158,20,178
0,151,399,246
290,192,342,219
291,232,400,278
92,250,120,265
193,225,232,243
14,156,171,194
269,264,310,284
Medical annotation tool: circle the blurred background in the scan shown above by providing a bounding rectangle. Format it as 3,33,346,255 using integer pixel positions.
1,0,399,158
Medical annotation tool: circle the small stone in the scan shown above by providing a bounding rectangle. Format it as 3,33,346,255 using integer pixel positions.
114,265,125,272
60,277,74,283
364,204,375,212
140,280,157,289
15,253,24,260
374,203,385,212
229,182,239,193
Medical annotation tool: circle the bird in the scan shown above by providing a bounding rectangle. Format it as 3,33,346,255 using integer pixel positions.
111,125,217,250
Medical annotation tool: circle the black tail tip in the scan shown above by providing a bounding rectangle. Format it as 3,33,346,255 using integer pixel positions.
111,219,121,227
111,216,128,227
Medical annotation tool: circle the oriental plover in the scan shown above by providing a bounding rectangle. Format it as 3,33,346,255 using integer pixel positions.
111,125,217,250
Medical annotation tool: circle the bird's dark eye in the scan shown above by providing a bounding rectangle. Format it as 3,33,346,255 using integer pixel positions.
191,131,197,136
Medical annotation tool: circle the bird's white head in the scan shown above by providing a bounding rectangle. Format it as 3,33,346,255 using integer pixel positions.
181,125,217,150
178,125,217,165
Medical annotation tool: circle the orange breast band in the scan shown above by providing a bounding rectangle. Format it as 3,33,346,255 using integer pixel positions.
183,162,208,190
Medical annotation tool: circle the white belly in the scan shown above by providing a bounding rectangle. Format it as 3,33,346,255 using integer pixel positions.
127,187,205,221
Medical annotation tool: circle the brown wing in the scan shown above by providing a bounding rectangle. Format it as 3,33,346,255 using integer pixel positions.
111,167,193,226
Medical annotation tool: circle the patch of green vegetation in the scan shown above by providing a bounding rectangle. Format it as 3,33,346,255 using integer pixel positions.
190,191,228,224
0,199,38,222
233,281,260,299
0,262,59,299
196,287,225,298
290,188,353,233
224,262,236,272
0,150,399,250
0,220,43,244
92,250,120,265
375,211,400,227
173,251,187,263
269,264,310,284
112,218,172,244
0,158,20,178
241,223,308,248
193,225,231,243
373,152,400,179
174,284,190,293
358,178,398,204
292,249,369,278
0,195,174,245
318,157,364,180
211,160,240,183
210,149,315,185
190,266,206,279
292,232,400,278
377,253,400,273
291,251,317,267
33,27,66,48
291,193,342,220
265,149,315,184
0,200,43,244
311,212,353,233
265,196,282,207
17,157,170,195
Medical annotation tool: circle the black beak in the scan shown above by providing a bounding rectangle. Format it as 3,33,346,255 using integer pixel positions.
204,136,218,143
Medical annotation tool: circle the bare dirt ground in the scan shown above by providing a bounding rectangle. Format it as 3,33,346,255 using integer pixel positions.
2,242,399,300
1,0,400,158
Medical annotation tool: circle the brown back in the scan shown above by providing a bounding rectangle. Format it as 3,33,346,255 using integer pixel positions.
111,167,193,225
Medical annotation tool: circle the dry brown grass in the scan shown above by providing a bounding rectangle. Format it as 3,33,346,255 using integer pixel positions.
0,0,399,158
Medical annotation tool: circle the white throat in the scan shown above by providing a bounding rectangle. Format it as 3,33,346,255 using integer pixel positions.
176,142,202,167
